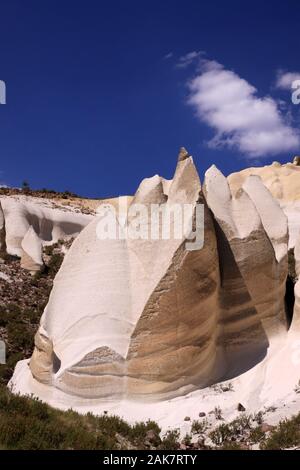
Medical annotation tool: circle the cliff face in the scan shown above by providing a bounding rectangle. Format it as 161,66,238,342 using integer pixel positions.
6,152,300,409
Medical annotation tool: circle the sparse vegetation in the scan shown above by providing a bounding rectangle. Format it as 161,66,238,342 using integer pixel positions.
265,406,277,413
213,406,223,420
0,185,82,200
182,433,192,446
159,429,180,450
209,413,259,448
22,180,30,193
0,243,67,385
191,419,208,435
205,411,300,450
253,411,264,425
249,425,265,444
0,385,164,450
211,382,234,393
261,414,300,450
209,423,232,446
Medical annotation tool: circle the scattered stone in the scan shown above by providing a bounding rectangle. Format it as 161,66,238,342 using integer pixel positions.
237,403,246,412
260,423,275,433
199,412,206,418
184,416,191,421
115,433,136,450
0,271,11,282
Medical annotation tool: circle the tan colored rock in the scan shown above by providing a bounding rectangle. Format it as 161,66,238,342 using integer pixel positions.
9,154,299,419
26,152,223,399
20,226,44,273
228,162,300,202
30,329,54,384
203,166,288,368
228,162,300,249
290,234,300,334
177,147,190,162
293,156,300,166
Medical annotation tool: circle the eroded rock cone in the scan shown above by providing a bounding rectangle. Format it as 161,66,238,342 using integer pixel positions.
9,153,300,419
177,147,190,162
293,156,300,166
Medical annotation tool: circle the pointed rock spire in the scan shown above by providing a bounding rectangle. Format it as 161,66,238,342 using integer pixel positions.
177,147,190,162
293,156,300,166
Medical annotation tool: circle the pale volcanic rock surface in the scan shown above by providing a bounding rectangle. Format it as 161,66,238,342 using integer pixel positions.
7,155,300,432
228,161,300,249
0,195,94,259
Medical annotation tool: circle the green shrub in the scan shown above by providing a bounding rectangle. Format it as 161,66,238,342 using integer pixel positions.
159,429,180,450
191,419,208,435
249,426,265,444
261,415,300,450
209,423,232,446
0,385,164,450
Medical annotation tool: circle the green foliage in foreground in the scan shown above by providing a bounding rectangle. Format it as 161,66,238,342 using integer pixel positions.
261,414,300,450
0,384,165,450
0,382,300,450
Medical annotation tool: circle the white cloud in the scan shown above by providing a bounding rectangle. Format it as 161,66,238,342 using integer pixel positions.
187,60,300,157
176,51,203,69
276,70,300,90
163,52,173,60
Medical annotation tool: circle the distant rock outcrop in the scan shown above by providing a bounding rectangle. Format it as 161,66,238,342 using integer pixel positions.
0,195,93,269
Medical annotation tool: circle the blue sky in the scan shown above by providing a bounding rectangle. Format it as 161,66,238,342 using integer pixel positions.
0,0,299,197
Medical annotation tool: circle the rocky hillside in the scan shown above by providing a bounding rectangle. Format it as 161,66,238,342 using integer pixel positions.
0,240,67,385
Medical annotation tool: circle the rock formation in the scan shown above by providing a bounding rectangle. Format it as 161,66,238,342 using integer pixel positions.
293,156,300,166
3,151,300,437
228,160,300,249
20,226,44,273
0,195,94,269
8,150,300,415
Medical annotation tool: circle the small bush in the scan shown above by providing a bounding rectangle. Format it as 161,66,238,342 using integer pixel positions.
209,423,232,446
160,429,180,450
214,406,223,420
212,382,234,393
253,411,264,425
261,415,300,450
46,253,63,275
0,385,165,450
191,419,208,435
249,426,265,444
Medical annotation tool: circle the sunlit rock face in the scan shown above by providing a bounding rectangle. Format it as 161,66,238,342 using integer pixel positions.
228,161,300,249
0,195,93,266
12,150,294,404
204,167,288,376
